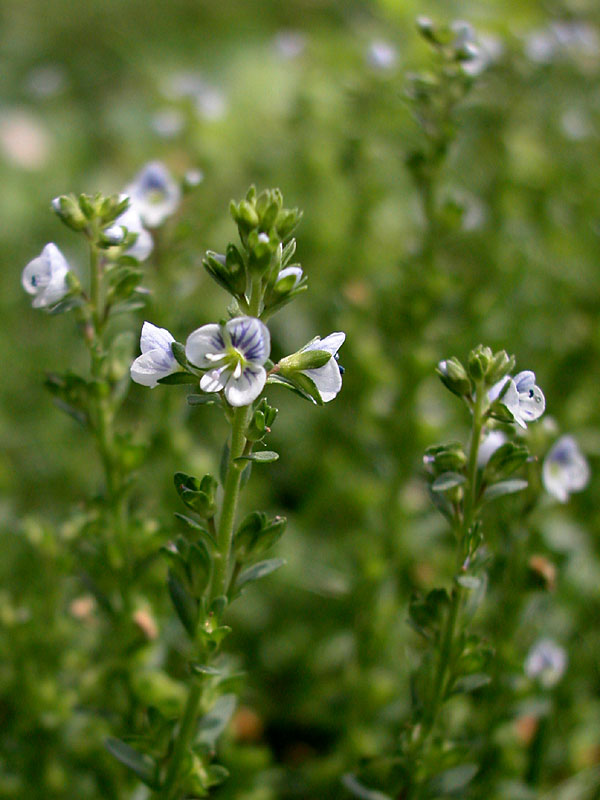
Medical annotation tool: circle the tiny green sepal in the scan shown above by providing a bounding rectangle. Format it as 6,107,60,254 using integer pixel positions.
171,341,189,369
279,348,331,372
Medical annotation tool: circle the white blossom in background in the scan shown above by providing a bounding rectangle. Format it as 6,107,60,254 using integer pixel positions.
186,317,271,407
25,64,67,99
195,85,227,121
300,332,346,403
525,21,600,64
489,371,545,429
274,30,307,60
125,162,181,228
130,322,179,388
542,436,590,503
462,33,504,76
105,201,154,262
525,639,567,688
478,430,507,467
151,108,185,139
22,243,70,309
184,168,204,188
367,40,398,71
0,109,51,170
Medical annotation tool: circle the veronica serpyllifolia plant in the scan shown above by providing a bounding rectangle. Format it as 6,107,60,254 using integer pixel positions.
106,185,346,797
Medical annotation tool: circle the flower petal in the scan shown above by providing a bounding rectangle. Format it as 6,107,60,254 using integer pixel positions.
224,364,266,407
200,366,229,394
513,371,536,392
304,358,343,403
141,321,175,355
227,317,270,364
186,324,225,368
131,350,176,388
22,255,49,295
517,384,545,422
304,331,345,357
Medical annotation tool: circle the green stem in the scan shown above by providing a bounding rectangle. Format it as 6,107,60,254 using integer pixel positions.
410,383,485,795
159,680,204,800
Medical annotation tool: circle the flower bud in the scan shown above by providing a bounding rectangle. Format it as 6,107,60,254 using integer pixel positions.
423,442,467,475
437,357,471,397
468,345,493,382
487,350,515,385
279,348,332,373
51,194,88,231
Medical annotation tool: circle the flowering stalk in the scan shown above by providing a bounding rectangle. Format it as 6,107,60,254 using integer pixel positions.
117,186,345,797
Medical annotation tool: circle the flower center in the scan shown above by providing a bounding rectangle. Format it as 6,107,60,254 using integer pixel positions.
226,346,247,379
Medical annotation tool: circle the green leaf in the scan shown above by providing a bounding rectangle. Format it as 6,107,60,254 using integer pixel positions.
189,541,212,595
234,450,279,464
236,558,286,589
482,479,528,502
431,472,466,492
105,738,159,788
190,663,222,676
452,673,491,695
267,372,323,405
157,372,198,385
429,764,478,794
187,393,220,406
173,514,216,549
206,764,230,788
456,575,481,590
167,569,198,637
341,774,392,800
196,694,237,747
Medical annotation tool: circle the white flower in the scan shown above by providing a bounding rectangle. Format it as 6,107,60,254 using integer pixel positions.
300,332,345,403
367,40,398,70
542,435,590,503
525,639,567,688
22,243,70,309
273,30,306,60
477,430,507,467
186,316,270,407
489,371,545,429
125,161,181,228
130,322,178,388
105,202,153,262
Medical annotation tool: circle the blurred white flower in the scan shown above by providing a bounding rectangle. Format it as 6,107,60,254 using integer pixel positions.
274,30,307,60
543,435,590,503
525,21,600,64
151,108,185,139
125,162,181,228
130,322,178,388
525,639,567,688
462,33,504,76
25,64,67,99
300,332,346,403
105,200,153,262
195,85,227,121
22,243,70,309
0,109,51,170
184,168,204,187
489,371,545,429
367,40,398,70
478,430,507,467
186,317,271,407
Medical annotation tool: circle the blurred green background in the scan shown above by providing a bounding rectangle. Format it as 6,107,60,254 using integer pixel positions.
2,0,600,797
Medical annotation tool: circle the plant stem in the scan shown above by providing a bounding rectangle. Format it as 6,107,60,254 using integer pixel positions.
410,382,485,796
159,680,204,800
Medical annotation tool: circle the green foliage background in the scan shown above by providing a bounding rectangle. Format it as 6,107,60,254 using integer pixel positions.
1,0,600,797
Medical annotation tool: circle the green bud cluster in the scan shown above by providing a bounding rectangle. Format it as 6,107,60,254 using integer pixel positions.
246,398,278,442
174,472,219,520
423,442,467,476
233,511,286,562
437,347,514,399
52,192,129,233
204,186,306,317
